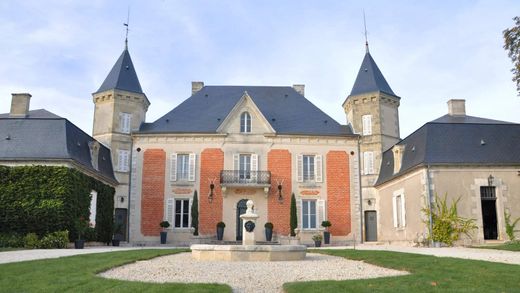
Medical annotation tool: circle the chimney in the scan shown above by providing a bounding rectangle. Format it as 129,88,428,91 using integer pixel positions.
447,99,466,116
293,84,305,96
192,81,204,95
10,93,32,118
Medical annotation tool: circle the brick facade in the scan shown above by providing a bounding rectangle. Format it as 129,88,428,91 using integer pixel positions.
141,149,166,236
199,148,224,235
267,149,292,235
326,151,351,235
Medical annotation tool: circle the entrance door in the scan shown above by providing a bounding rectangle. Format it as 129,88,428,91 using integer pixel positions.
114,208,127,241
365,211,377,242
481,187,498,240
236,199,248,241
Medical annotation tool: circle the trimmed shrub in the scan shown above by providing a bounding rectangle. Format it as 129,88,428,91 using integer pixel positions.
0,165,114,243
290,193,297,237
84,227,97,242
191,190,199,236
0,233,24,248
24,233,39,249
38,231,69,249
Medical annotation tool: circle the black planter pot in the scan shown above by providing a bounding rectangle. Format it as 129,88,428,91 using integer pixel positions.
160,231,167,244
314,240,321,248
323,231,331,244
216,227,224,240
74,239,85,249
265,228,273,242
112,239,120,246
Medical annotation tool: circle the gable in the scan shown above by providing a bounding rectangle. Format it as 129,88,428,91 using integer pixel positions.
216,92,275,135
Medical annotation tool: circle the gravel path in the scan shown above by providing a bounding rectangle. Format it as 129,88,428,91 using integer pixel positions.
0,247,141,264
99,252,407,293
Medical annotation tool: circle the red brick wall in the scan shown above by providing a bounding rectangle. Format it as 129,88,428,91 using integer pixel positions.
326,151,351,236
141,149,166,236
267,149,292,235
199,148,224,235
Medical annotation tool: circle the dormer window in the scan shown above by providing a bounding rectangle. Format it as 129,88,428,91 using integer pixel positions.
240,112,251,133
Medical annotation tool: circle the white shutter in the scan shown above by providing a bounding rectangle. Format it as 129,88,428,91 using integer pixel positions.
401,194,406,227
118,150,129,172
188,153,196,182
297,199,303,229
363,152,369,175
315,155,323,182
166,198,174,226
233,154,239,170
117,150,123,172
297,154,303,182
362,115,372,135
368,152,374,174
170,153,177,181
188,198,193,228
392,196,398,228
123,151,130,172
251,154,258,182
317,199,326,227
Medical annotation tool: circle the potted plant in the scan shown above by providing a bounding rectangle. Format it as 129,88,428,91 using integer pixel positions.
321,220,332,244
74,217,88,249
216,221,225,241
112,223,123,246
312,233,323,247
264,222,274,242
159,221,170,244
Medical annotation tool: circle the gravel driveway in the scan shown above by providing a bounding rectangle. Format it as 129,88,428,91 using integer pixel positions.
99,252,407,293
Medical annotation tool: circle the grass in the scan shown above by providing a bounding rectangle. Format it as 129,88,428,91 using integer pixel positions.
284,249,520,293
0,249,231,293
474,242,520,251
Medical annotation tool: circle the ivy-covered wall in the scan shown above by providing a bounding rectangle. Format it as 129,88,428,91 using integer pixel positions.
0,165,115,242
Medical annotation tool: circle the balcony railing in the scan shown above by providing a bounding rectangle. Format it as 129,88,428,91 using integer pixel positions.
220,170,271,186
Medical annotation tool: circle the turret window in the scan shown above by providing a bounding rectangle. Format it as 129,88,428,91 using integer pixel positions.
240,112,252,133
120,113,132,134
362,115,372,135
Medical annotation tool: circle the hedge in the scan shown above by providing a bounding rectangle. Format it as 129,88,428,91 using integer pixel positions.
0,165,115,243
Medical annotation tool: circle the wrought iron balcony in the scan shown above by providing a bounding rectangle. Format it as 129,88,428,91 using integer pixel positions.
220,170,271,186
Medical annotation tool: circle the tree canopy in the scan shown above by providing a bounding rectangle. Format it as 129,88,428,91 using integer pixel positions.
503,16,520,95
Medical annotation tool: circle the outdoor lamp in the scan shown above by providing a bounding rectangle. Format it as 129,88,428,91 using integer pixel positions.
208,183,215,203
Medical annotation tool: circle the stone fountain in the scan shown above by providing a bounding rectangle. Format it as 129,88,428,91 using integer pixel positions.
191,200,307,261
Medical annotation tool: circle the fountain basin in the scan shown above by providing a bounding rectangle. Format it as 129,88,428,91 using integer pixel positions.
190,244,307,261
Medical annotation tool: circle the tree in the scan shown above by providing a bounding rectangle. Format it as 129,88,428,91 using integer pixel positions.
504,16,520,95
290,193,297,237
191,190,199,236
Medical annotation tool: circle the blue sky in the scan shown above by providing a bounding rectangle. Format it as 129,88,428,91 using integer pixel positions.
0,0,519,138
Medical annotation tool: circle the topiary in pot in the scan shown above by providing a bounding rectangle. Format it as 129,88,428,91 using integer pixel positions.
216,222,225,241
312,233,323,247
159,221,170,244
264,222,274,242
321,220,332,244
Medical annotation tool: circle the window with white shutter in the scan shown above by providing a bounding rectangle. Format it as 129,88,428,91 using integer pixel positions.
117,150,130,172
363,152,374,175
170,153,177,181
297,154,303,182
302,199,317,229
174,199,190,228
392,190,406,228
119,113,132,134
188,153,196,182
315,155,323,182
166,198,174,227
362,115,372,136
317,199,326,226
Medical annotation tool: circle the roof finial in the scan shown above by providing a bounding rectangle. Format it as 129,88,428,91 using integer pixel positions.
124,7,130,50
363,9,369,53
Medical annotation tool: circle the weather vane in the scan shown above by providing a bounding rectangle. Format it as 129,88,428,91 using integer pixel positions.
363,9,369,53
124,7,130,49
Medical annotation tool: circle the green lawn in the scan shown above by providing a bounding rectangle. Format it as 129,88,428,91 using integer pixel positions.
284,249,520,293
0,249,231,293
475,242,520,251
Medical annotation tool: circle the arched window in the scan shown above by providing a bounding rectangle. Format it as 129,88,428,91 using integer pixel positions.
240,112,251,133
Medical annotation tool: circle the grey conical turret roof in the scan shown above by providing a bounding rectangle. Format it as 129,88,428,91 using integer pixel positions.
95,48,143,94
350,52,395,96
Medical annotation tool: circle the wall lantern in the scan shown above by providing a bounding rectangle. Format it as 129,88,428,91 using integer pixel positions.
488,174,494,187
208,183,215,203
277,184,283,203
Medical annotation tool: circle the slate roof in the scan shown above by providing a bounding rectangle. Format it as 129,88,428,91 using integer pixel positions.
138,86,354,137
0,113,116,184
375,115,520,186
350,52,396,96
95,48,144,94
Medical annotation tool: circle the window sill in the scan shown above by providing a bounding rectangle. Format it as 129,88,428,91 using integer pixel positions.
170,181,195,186
299,182,321,188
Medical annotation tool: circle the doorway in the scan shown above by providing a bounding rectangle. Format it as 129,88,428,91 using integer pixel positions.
114,208,127,241
365,211,377,242
480,186,498,240
236,199,248,241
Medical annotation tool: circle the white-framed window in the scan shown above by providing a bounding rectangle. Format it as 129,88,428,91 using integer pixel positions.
119,112,132,134
117,149,130,172
392,190,406,228
166,198,192,228
302,200,317,229
233,153,258,182
362,114,372,136
89,190,97,227
363,151,374,175
297,154,323,183
170,153,196,182
240,111,252,133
